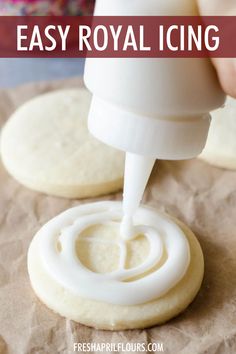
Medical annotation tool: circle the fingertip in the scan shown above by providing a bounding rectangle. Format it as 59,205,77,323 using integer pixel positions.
213,58,236,98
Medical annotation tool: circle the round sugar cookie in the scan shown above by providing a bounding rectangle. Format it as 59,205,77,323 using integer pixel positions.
200,97,236,169
0,89,124,198
28,201,204,330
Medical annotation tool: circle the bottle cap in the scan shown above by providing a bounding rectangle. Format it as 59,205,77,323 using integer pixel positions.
88,95,211,160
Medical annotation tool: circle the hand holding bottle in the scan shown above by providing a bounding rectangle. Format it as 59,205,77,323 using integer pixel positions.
198,0,236,97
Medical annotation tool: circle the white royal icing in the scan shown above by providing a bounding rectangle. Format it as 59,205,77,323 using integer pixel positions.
38,201,190,305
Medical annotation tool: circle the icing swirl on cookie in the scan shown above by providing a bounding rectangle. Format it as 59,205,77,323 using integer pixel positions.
38,201,190,305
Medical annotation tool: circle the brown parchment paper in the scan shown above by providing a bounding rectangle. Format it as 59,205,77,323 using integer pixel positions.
0,77,236,354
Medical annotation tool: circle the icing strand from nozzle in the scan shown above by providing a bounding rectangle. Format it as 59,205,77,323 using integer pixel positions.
121,152,155,239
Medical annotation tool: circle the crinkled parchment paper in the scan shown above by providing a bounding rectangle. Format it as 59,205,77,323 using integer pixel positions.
0,78,235,354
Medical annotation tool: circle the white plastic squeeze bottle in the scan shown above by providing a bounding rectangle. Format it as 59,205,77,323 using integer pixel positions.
84,0,226,238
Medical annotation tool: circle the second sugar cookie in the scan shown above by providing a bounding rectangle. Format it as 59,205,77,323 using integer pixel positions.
0,88,124,198
200,98,236,170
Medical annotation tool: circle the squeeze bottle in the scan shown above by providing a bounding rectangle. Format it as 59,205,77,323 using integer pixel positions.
84,0,226,237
